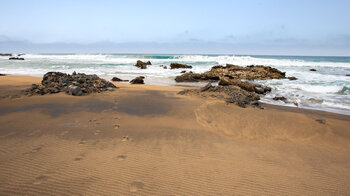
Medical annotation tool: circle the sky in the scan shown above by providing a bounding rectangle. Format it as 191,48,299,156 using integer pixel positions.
0,0,349,55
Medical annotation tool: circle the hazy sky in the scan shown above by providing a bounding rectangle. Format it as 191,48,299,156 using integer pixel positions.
0,0,349,55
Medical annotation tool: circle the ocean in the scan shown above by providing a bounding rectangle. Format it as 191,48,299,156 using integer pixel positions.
0,54,349,115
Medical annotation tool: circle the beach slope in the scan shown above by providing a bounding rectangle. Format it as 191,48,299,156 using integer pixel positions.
0,75,349,195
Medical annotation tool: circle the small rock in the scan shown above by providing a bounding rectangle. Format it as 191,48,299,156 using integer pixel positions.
170,63,192,69
107,87,115,91
345,74,350,76
135,60,151,69
68,85,83,96
287,76,298,80
181,70,186,73
111,77,128,82
315,119,325,124
310,69,317,71
200,83,212,92
130,76,144,84
0,73,6,76
273,96,287,102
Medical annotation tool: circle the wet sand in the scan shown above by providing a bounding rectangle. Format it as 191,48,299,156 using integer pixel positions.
0,75,350,195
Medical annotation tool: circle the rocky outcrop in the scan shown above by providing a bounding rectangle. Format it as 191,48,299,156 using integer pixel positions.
111,77,129,82
218,77,271,94
179,83,261,108
9,57,24,60
130,76,145,84
170,63,192,69
175,64,287,82
0,53,12,56
24,72,117,96
135,60,151,69
0,73,6,76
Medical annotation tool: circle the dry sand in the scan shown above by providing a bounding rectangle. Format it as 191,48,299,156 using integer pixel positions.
0,75,350,195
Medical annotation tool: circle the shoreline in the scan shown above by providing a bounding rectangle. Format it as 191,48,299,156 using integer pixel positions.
1,74,349,118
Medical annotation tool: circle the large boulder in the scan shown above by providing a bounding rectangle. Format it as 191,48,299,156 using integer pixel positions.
170,63,192,69
135,60,151,69
25,72,117,96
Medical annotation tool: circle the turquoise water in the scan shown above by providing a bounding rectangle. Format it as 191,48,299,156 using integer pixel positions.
0,54,349,115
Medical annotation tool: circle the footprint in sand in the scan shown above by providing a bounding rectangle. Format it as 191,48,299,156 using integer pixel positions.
28,129,41,136
74,157,83,161
122,136,129,142
129,181,144,192
25,146,43,154
114,124,120,129
60,130,69,136
116,155,126,161
33,175,49,185
79,139,87,145
94,130,101,135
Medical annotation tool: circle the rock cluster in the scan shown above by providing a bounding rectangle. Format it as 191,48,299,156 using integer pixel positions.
130,76,145,84
9,57,24,60
135,60,151,69
25,72,117,96
170,63,192,69
176,64,297,108
179,83,262,108
175,64,289,82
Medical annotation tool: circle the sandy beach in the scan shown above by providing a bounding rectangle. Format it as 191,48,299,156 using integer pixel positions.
0,75,349,195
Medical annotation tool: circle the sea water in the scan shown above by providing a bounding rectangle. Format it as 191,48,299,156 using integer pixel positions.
0,54,349,115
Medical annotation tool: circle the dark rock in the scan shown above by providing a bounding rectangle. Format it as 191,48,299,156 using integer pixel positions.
199,83,212,92
135,60,151,69
175,64,286,82
219,77,271,94
68,85,83,96
111,77,129,82
346,74,350,76
288,76,298,80
0,73,6,76
181,70,186,73
24,72,117,96
163,66,168,69
273,96,287,102
310,69,317,71
130,76,144,84
170,63,192,69
178,83,261,108
9,57,24,60
0,53,12,56
315,119,325,124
